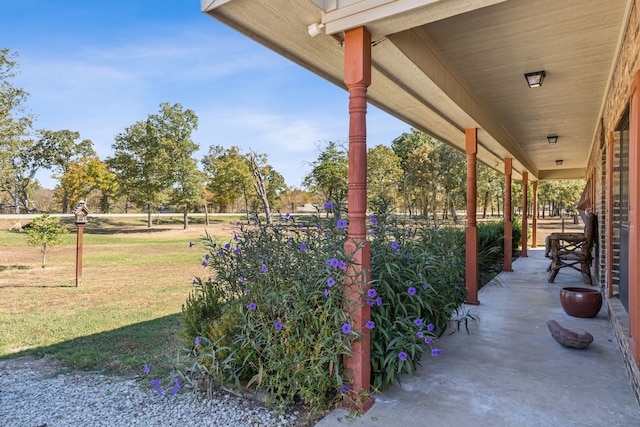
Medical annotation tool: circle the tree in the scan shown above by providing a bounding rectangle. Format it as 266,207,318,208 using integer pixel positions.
392,129,431,215
57,157,117,213
0,49,35,213
477,164,503,218
303,141,348,203
367,144,402,207
202,145,252,214
25,214,68,268
34,129,96,213
108,102,199,227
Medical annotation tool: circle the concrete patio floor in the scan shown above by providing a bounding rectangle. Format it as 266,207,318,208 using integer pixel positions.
316,248,640,426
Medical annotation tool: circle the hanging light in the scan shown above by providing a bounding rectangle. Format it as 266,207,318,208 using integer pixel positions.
556,160,563,165
547,135,558,144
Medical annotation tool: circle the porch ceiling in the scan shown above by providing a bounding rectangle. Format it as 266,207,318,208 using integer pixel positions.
201,0,631,181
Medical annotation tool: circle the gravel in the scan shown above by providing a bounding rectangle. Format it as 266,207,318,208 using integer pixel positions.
0,357,304,427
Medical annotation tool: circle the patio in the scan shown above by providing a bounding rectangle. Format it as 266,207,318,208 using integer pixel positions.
317,248,640,426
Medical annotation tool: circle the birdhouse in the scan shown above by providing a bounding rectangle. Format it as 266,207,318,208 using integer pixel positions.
72,200,89,225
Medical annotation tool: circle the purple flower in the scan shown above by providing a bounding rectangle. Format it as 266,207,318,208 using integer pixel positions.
398,352,407,361
417,331,424,338
391,241,399,250
422,284,429,290
365,320,375,329
275,321,283,331
337,260,346,271
150,379,161,388
194,337,201,347
324,288,330,297
340,384,350,393
171,378,180,395
201,261,207,268
234,245,240,255
143,365,150,375
224,243,231,249
369,215,378,225
191,279,197,285
427,323,434,332
324,231,330,237
325,202,334,210
239,276,246,283
328,258,340,268
414,319,423,327
376,297,382,306
248,302,257,311
342,323,352,334
204,254,210,261
299,222,305,228
337,218,347,229
156,388,164,396
431,348,443,357
367,288,377,298
366,299,374,307
300,243,307,252
261,264,268,273
407,287,417,296
233,234,239,241
425,337,433,344
189,242,194,248
327,277,336,287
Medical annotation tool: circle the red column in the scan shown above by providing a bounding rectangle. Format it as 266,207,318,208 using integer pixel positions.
465,128,479,305
504,158,513,272
628,72,640,362
343,26,374,412
606,132,613,299
521,172,528,257
532,180,538,248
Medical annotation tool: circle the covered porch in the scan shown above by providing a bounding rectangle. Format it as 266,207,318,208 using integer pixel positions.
318,248,640,425
201,0,640,413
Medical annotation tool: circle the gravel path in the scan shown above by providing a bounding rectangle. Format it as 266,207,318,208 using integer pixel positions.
0,357,304,427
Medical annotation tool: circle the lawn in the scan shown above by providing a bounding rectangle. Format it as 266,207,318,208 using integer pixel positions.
0,214,240,377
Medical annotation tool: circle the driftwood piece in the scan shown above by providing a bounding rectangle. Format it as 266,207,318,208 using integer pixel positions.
546,320,593,349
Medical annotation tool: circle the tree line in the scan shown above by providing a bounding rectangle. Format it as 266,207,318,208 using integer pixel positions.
1,48,583,225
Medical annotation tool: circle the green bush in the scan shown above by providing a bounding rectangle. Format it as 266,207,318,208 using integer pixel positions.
181,202,467,412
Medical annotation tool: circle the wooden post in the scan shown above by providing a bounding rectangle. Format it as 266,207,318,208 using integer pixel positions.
465,128,479,304
504,158,513,272
521,172,528,257
343,26,374,412
76,223,84,287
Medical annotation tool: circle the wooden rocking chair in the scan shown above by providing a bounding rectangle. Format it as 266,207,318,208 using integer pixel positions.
547,213,596,285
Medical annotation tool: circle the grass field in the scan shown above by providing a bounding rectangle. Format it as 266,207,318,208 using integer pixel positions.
0,214,241,377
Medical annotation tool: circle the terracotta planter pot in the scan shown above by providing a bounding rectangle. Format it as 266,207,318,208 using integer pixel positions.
559,287,603,318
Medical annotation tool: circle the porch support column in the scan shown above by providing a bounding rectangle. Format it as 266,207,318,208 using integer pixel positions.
521,172,528,257
606,132,614,299
504,158,513,272
628,71,640,362
532,180,538,248
465,128,479,304
343,26,374,411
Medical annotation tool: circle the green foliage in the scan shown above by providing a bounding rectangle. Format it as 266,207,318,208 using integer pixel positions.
182,199,467,412
108,102,200,225
303,141,348,202
24,214,68,267
368,200,465,389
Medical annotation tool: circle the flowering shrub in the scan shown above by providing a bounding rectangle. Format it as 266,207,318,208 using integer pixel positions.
181,201,467,412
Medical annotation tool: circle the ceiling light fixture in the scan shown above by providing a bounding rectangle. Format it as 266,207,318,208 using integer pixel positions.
307,22,325,38
556,160,563,165
524,70,545,88
547,135,558,144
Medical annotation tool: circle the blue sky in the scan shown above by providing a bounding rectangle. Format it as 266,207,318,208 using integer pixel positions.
2,0,410,190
